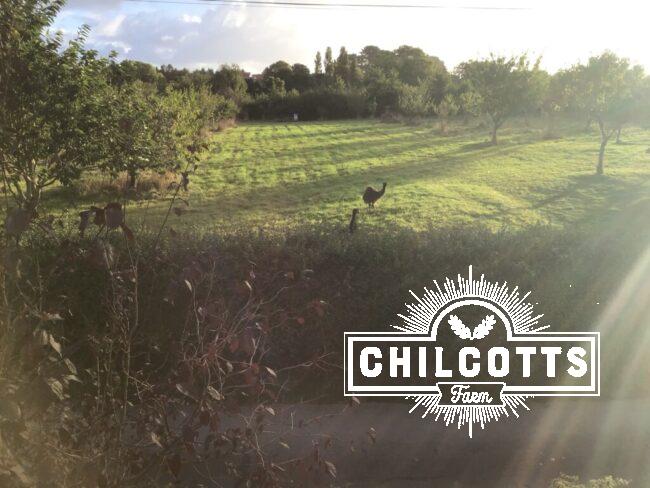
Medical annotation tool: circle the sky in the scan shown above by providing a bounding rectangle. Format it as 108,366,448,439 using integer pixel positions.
53,0,650,74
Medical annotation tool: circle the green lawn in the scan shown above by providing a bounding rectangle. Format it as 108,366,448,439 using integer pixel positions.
53,118,650,232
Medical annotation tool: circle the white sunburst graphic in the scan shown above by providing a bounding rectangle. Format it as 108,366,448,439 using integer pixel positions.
394,266,548,438
344,266,600,439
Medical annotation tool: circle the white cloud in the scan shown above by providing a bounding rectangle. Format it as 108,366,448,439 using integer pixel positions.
181,14,202,24
99,14,125,37
55,0,650,73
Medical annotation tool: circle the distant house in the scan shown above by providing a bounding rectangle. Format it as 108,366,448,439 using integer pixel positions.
241,72,263,81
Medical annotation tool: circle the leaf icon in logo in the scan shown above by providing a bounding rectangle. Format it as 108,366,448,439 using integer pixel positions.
448,314,496,340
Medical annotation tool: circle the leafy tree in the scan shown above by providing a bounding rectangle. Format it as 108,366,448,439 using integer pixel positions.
358,45,395,75
102,84,216,188
324,47,334,76
364,65,402,115
398,83,432,117
290,63,311,92
262,61,293,91
569,52,645,174
335,46,350,84
348,55,362,87
394,45,446,86
103,82,171,188
108,59,161,86
435,94,458,134
264,76,286,97
212,64,248,104
457,54,543,145
314,51,323,75
0,0,113,212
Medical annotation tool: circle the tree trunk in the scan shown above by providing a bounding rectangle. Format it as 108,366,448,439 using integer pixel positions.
491,125,498,145
615,127,622,144
596,119,610,176
128,171,137,189
596,139,607,175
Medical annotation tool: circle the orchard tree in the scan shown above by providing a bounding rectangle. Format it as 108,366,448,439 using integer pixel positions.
103,84,216,188
457,54,543,144
0,0,113,212
570,52,645,174
540,69,574,134
103,82,171,188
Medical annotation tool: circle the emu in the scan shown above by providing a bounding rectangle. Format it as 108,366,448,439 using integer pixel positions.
362,182,387,208
348,208,359,234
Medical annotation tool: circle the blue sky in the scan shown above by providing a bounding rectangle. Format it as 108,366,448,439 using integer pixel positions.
53,0,650,74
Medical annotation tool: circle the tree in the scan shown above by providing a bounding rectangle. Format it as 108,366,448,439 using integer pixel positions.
262,60,293,91
569,52,645,174
102,84,215,188
541,70,572,134
0,0,113,212
290,63,311,92
212,64,248,104
103,82,168,188
314,51,323,75
435,94,458,134
108,59,161,86
324,47,334,76
264,76,286,97
335,46,350,84
393,45,446,86
364,65,403,115
398,83,432,117
456,54,543,145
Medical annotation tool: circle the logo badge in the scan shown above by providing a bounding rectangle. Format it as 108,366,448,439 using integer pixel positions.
344,266,600,437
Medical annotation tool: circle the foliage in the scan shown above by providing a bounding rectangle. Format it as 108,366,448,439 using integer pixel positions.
457,54,544,144
101,81,174,187
566,52,647,173
434,93,458,133
550,474,629,488
212,63,249,105
0,0,113,211
243,88,370,120
99,83,219,188
397,83,434,117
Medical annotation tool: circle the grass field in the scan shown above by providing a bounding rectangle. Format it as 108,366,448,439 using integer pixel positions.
49,117,650,233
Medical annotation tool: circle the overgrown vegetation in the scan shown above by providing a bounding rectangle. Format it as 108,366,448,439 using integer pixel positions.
1,219,648,484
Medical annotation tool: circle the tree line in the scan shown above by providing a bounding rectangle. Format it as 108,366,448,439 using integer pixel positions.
3,0,650,219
